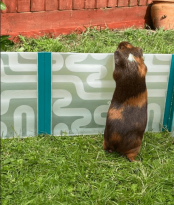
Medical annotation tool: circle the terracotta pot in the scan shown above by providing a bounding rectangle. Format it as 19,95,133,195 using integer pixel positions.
151,0,174,30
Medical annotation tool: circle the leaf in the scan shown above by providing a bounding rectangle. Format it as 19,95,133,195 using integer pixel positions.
67,186,74,193
0,35,10,41
0,2,7,10
17,47,24,52
0,35,14,51
131,184,138,192
3,158,15,165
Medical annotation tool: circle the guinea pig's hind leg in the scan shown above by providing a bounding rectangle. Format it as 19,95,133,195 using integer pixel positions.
103,140,114,153
126,146,141,162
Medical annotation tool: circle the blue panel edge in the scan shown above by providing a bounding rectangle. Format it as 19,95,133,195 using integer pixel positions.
38,52,45,134
163,54,174,132
45,52,52,135
38,52,52,135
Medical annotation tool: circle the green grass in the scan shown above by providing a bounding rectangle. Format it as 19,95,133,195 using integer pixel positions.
7,27,174,53
1,132,174,205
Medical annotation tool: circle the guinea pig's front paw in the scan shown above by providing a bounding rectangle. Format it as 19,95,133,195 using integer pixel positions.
104,149,114,153
127,158,141,163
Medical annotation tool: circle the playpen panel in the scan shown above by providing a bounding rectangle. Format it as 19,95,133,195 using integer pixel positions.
1,52,173,138
1,52,38,138
52,53,172,135
52,53,114,135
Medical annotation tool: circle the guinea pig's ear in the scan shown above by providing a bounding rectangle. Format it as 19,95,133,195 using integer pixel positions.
114,51,120,65
114,50,126,67
139,48,143,56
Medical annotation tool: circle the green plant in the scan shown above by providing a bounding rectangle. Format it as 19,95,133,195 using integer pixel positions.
0,35,14,51
15,35,64,52
0,2,14,51
0,1,6,10
7,27,174,53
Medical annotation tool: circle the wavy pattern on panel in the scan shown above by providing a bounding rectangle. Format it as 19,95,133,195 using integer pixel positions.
1,53,38,138
1,52,173,137
52,53,172,135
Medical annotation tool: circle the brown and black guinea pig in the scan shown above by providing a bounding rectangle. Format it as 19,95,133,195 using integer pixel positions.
103,41,147,162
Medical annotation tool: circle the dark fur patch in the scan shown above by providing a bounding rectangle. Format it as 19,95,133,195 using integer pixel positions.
103,42,147,162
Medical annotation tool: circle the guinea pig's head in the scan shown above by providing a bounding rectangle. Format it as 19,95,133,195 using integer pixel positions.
114,42,147,78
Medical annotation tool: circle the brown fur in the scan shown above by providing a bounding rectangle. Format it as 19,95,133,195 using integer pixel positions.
124,90,147,108
134,56,147,77
108,107,123,120
103,42,147,162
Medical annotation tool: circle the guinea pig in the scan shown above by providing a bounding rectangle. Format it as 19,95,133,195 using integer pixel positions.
103,41,147,162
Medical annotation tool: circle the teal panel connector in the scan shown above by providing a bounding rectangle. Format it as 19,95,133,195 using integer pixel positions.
38,53,45,134
38,52,51,135
163,54,174,132
45,53,52,134
171,100,174,134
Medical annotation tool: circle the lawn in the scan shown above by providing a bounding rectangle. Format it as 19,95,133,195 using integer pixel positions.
5,27,174,53
1,28,174,204
1,132,174,205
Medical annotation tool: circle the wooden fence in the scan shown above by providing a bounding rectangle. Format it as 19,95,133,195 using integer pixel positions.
1,0,153,38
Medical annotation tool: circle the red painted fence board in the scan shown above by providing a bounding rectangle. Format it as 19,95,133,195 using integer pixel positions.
1,0,153,39
73,0,84,9
31,0,45,12
2,0,17,13
85,0,96,9
108,0,117,7
17,0,30,12
139,0,147,5
59,0,72,10
117,0,129,7
129,0,138,6
147,0,153,4
1,6,151,38
96,0,107,8
46,0,58,11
